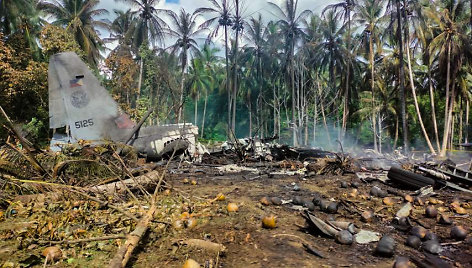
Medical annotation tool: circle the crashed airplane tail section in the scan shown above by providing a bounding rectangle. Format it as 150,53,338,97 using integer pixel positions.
49,52,199,159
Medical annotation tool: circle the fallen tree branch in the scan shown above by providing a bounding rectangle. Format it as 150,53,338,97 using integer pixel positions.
108,148,176,268
36,234,126,245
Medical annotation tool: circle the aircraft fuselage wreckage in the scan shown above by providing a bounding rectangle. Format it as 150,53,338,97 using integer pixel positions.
49,52,199,160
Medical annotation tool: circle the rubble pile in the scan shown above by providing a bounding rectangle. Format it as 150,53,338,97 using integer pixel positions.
0,135,471,267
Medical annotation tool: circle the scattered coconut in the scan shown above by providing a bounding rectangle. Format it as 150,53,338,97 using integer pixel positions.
361,211,374,223
351,181,360,188
424,231,439,241
303,199,315,211
375,235,396,257
415,197,425,206
293,196,304,206
405,235,421,249
410,226,427,240
451,226,468,241
319,199,330,211
183,178,190,184
260,197,271,206
191,179,197,185
326,202,338,214
425,205,438,218
383,197,394,206
454,206,467,215
173,219,184,230
183,258,200,268
215,193,226,201
164,189,171,195
227,203,239,212
262,215,277,229
349,189,358,198
186,218,197,229
271,197,282,206
422,240,442,254
312,194,322,206
42,246,62,262
335,230,354,245
404,195,414,203
393,256,412,268
438,214,453,225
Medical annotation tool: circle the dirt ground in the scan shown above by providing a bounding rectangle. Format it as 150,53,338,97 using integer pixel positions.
1,162,472,267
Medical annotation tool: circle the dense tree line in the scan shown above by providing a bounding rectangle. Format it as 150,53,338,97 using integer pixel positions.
0,0,471,156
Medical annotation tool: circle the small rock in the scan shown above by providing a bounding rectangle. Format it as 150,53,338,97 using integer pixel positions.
336,230,354,245
351,181,360,188
405,235,421,249
375,235,396,257
354,230,381,244
422,240,442,254
396,203,413,218
340,181,349,188
293,184,301,191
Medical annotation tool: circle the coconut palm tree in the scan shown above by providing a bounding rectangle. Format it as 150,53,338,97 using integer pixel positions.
268,0,311,146
105,9,136,53
0,0,36,35
40,0,109,66
165,9,204,123
427,0,471,156
354,0,385,152
116,0,167,50
196,0,233,132
243,14,265,137
322,0,356,139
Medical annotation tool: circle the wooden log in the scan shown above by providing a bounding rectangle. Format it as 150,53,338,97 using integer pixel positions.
387,167,435,189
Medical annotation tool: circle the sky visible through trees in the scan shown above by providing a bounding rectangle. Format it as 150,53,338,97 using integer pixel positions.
0,0,471,157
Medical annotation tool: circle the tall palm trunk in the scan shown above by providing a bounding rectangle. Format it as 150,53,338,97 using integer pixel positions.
369,33,378,152
396,0,408,153
404,20,436,154
201,90,208,138
177,47,187,123
428,62,441,151
137,59,143,102
231,0,240,134
291,40,298,146
194,92,198,125
466,99,469,143
440,42,452,156
342,9,351,140
225,25,231,134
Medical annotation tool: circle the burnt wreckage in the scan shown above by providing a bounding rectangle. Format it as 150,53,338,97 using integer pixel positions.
48,52,198,159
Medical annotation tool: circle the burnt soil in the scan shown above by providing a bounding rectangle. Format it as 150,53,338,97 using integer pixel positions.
1,163,472,267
